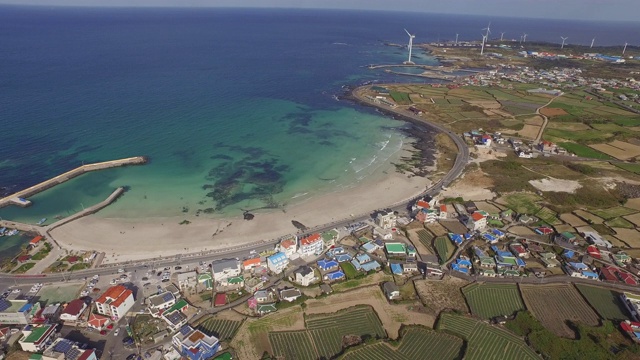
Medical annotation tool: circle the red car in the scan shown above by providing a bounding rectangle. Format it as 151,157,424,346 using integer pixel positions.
100,330,107,335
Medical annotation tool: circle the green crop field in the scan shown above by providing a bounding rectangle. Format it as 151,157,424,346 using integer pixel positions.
615,163,640,175
535,207,560,225
390,91,411,105
340,262,359,280
462,283,525,320
558,142,613,159
575,284,629,321
340,327,462,360
437,313,539,360
546,129,613,142
416,229,434,250
615,117,640,127
284,306,388,360
197,318,242,341
434,236,455,264
269,331,318,360
590,206,638,220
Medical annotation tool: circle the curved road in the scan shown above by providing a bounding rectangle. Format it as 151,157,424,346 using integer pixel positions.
0,85,470,287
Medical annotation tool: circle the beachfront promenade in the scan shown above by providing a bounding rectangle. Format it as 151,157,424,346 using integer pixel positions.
0,156,147,208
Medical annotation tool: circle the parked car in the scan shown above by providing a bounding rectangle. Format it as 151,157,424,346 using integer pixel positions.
118,268,125,273
141,277,149,281
114,328,120,336
174,266,182,270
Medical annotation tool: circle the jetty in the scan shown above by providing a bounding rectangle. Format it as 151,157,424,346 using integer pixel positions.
47,187,125,232
0,156,147,208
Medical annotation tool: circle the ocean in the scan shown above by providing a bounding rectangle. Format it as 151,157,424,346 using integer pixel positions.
0,6,638,226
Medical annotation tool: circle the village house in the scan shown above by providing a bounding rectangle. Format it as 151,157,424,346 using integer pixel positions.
382,282,400,301
278,237,298,259
59,299,87,323
87,313,110,330
244,277,264,293
464,211,487,231
290,266,317,286
563,262,599,280
622,292,640,322
279,288,303,302
582,231,613,249
43,338,97,360
172,325,220,360
373,226,394,240
95,285,134,321
415,208,439,224
148,291,177,311
375,210,397,229
539,252,561,267
267,252,289,274
212,259,242,283
176,271,198,290
299,233,324,256
439,204,448,219
242,258,262,272
254,289,277,304
509,243,529,258
322,230,339,247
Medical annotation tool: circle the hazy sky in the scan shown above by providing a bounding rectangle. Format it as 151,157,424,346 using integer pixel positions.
0,0,638,22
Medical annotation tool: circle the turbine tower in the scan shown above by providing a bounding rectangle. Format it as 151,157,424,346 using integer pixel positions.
590,38,595,48
404,29,416,64
623,42,628,55
560,36,568,49
523,33,528,43
500,32,505,41
455,33,459,46
481,22,491,55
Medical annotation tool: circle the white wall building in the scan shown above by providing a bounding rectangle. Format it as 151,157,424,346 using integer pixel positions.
211,259,242,282
375,211,397,229
95,285,134,321
299,233,324,256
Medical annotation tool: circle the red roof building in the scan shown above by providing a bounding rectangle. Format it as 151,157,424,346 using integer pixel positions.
95,285,134,320
243,258,261,270
60,299,87,322
587,245,602,259
29,236,43,247
17,255,31,263
87,313,110,330
214,293,227,307
415,200,430,209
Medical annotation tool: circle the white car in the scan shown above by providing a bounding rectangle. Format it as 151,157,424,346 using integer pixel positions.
113,328,120,336
118,268,125,273
110,279,117,285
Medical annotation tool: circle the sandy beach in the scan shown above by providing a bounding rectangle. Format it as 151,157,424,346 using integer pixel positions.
50,165,431,263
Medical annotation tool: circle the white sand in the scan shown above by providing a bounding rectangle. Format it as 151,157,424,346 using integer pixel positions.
529,178,582,193
50,170,430,263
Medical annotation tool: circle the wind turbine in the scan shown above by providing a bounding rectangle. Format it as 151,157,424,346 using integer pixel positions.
481,22,491,55
455,33,459,46
623,42,628,55
404,29,416,64
590,38,595,48
560,36,568,49
523,33,528,43
500,32,505,41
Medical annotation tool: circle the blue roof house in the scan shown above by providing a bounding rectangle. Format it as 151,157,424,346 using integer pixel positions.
390,263,403,274
335,254,352,263
317,259,339,272
267,252,289,274
361,261,381,272
448,233,464,246
356,254,371,264
324,270,345,282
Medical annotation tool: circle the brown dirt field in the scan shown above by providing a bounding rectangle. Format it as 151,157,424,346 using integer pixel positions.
520,284,600,338
574,210,604,224
475,201,502,214
624,212,640,227
414,277,469,316
304,285,435,339
625,198,640,211
612,228,640,247
231,306,305,360
407,229,433,255
466,100,502,109
604,234,630,248
554,224,576,234
214,309,248,322
610,140,640,155
575,225,597,234
426,222,449,236
524,115,545,126
589,143,634,160
331,271,394,293
519,124,542,139
508,226,536,236
439,219,469,234
560,213,588,227
441,167,495,201
540,107,568,117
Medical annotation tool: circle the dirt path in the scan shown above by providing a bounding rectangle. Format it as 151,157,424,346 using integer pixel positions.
534,94,563,143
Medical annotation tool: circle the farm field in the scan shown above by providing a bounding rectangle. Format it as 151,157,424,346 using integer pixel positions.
559,213,587,227
575,284,628,321
341,327,463,360
624,212,640,227
306,306,386,359
573,210,604,224
416,229,433,251
520,283,600,338
197,318,242,341
495,193,541,214
415,277,469,316
474,201,502,214
589,143,640,160
558,142,612,159
434,236,455,264
606,217,635,229
269,331,318,360
535,207,560,225
615,163,640,175
437,313,538,360
462,283,525,320
612,228,640,248
590,206,638,220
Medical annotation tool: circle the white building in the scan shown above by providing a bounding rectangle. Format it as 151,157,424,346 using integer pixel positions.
465,212,487,231
43,338,97,360
582,231,613,249
278,236,298,259
95,285,134,321
0,299,39,325
267,252,289,274
375,211,397,229
290,266,317,286
176,271,198,289
148,291,176,311
19,324,57,352
622,292,640,322
59,299,87,322
299,233,324,256
211,259,242,282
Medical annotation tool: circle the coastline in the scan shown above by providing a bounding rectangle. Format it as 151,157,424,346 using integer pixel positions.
50,159,431,263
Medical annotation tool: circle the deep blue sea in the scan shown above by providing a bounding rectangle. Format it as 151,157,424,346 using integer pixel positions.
0,6,638,225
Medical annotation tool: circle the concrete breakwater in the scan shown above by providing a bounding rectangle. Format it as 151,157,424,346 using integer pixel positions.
47,187,125,232
0,156,147,209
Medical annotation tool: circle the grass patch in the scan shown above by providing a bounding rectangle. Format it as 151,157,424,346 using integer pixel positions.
68,263,91,271
390,91,411,105
12,262,35,274
614,162,640,175
340,262,359,280
434,237,455,265
462,283,525,320
605,217,635,229
546,128,613,142
498,193,542,214
480,160,542,193
575,285,628,321
558,142,613,159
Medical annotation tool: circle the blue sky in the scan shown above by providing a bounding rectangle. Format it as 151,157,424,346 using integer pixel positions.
0,0,638,22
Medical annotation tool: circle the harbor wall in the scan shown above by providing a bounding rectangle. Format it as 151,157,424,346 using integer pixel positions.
47,187,125,232
0,156,147,208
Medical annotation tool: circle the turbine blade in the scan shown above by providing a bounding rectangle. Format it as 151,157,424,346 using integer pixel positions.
404,29,411,36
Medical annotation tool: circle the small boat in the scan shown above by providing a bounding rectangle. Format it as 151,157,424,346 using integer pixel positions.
5,229,18,236
37,218,47,225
